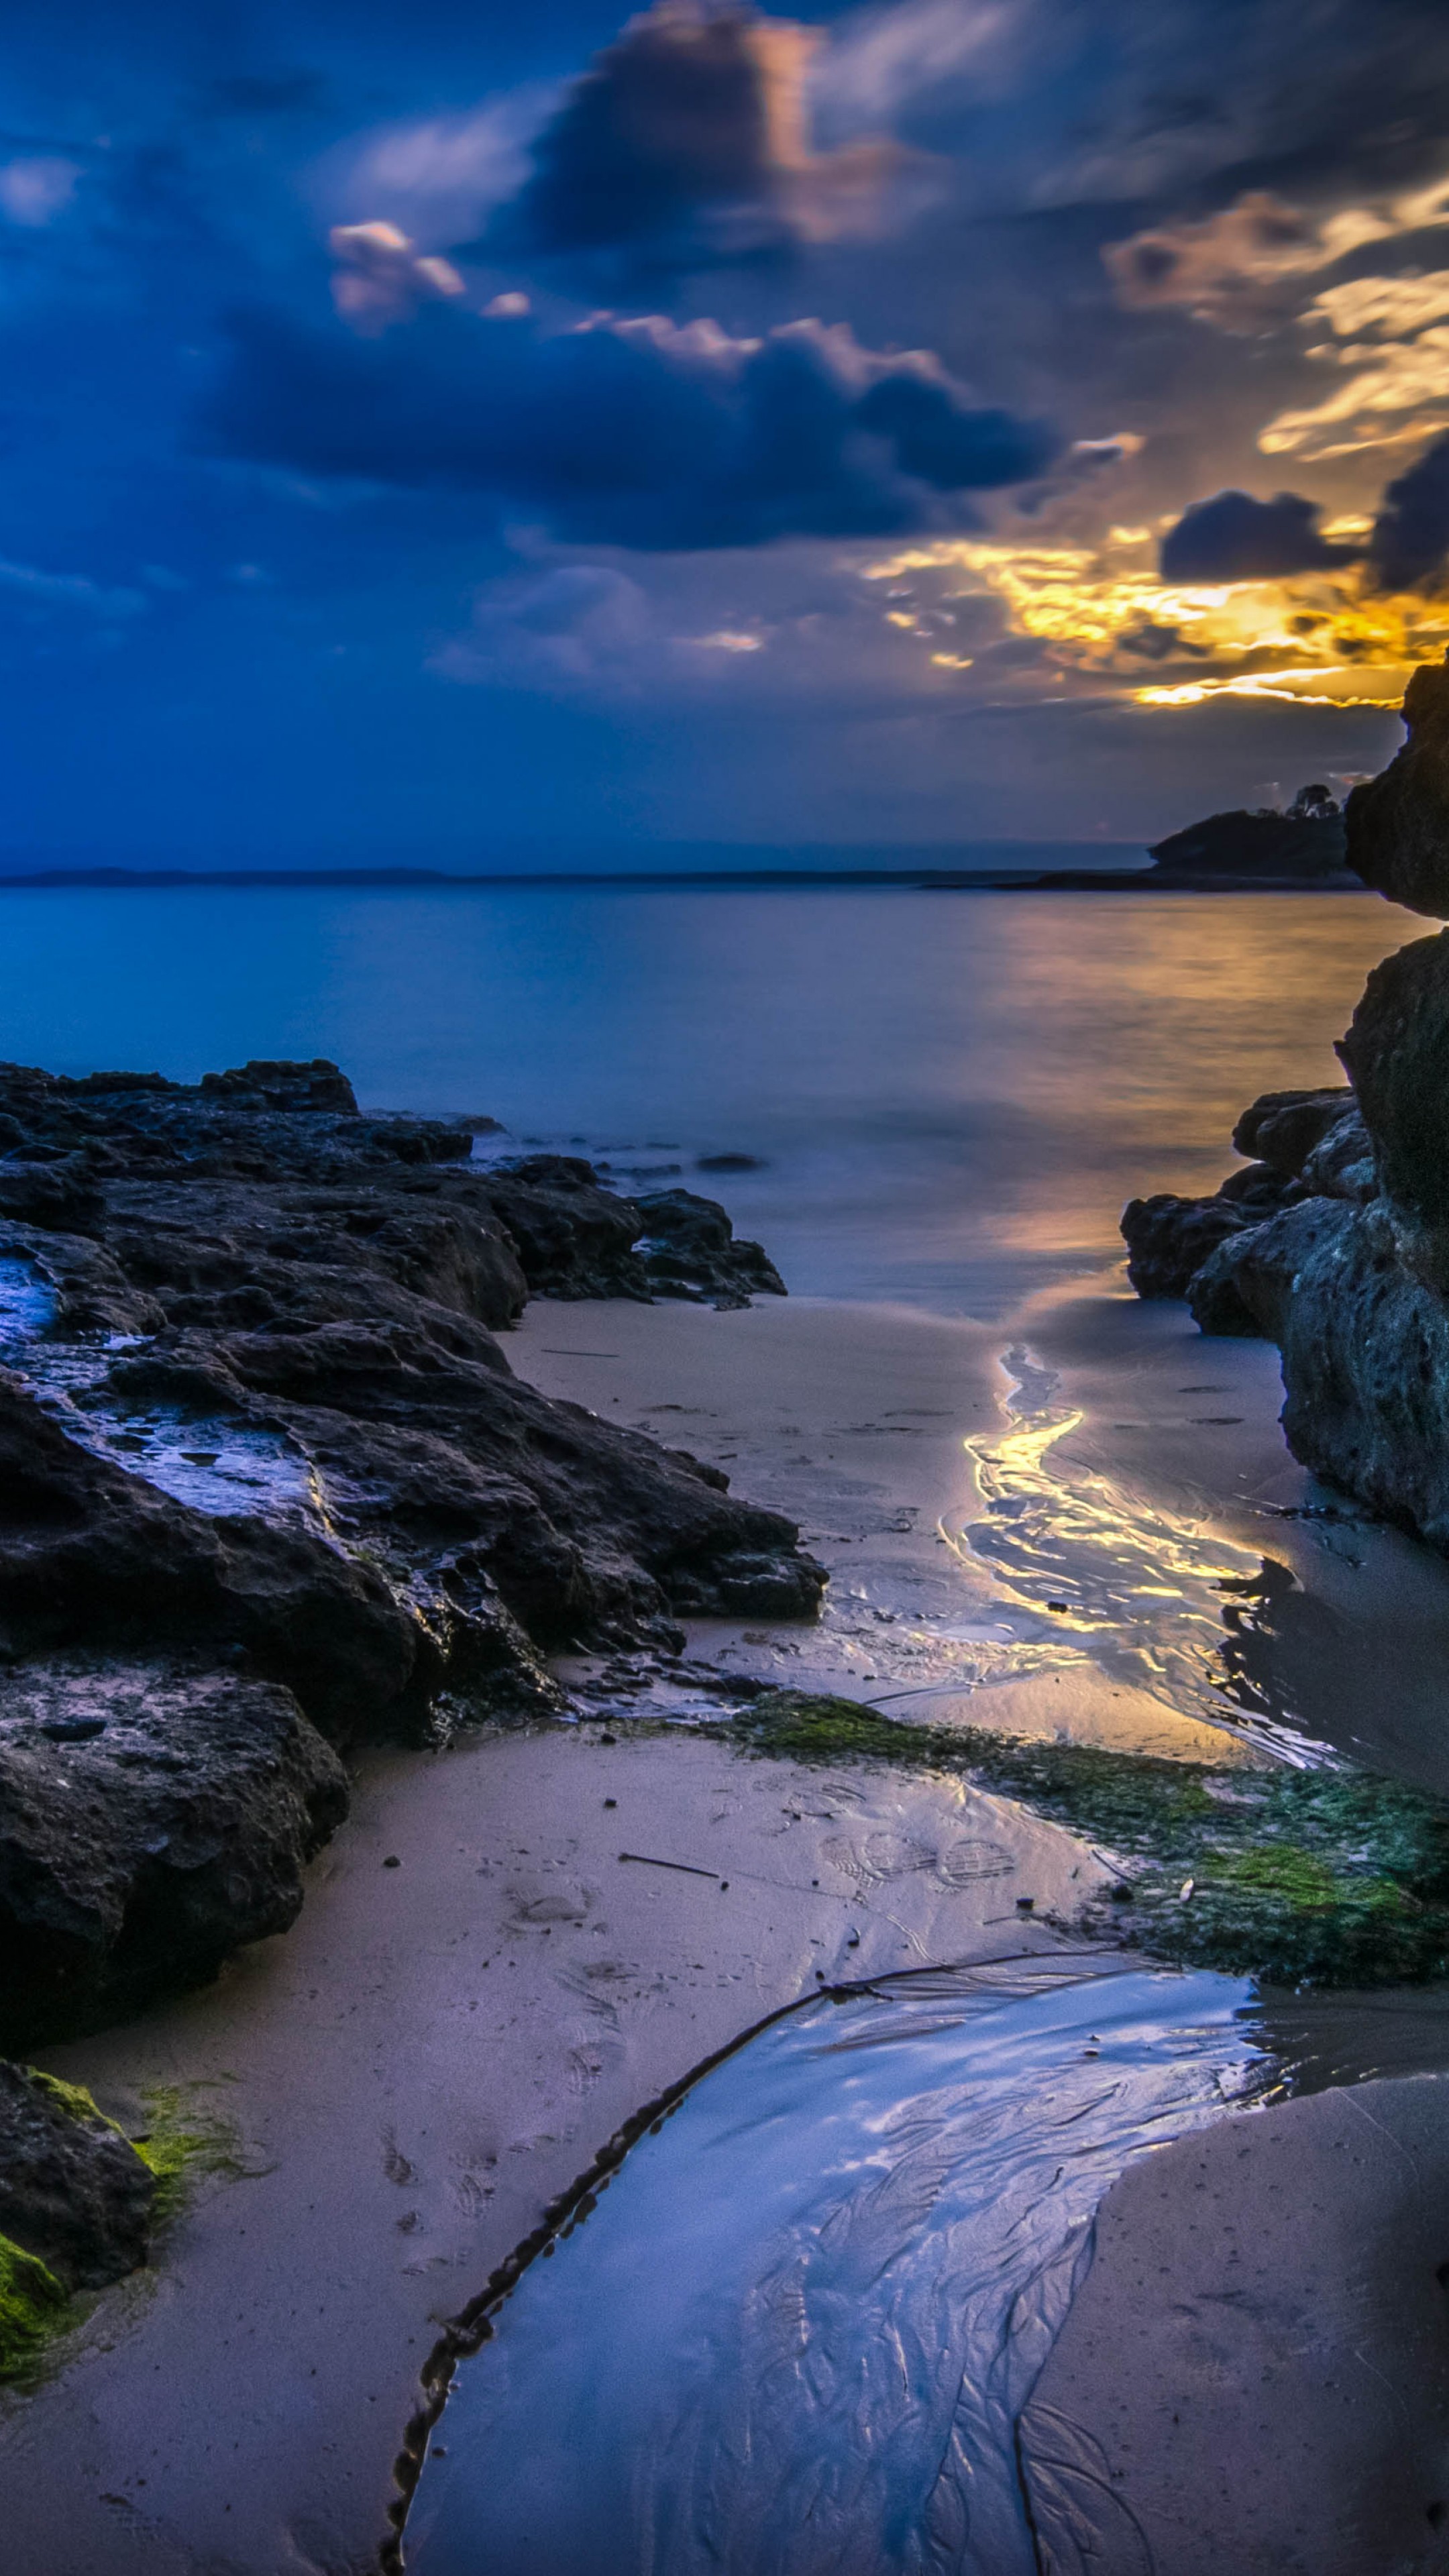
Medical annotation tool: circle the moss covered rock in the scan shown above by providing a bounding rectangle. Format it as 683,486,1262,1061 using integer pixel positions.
732,1691,1449,1986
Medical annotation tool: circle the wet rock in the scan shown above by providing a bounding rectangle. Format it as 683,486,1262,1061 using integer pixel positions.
1186,1197,1351,1342
696,1152,764,1173
1120,1191,1258,1298
0,1158,105,1236
1231,1085,1356,1173
0,1658,349,2045
1344,648,1449,916
476,1157,651,1301
0,1373,438,1737
1299,1107,1376,1201
1120,1159,1298,1299
1203,1197,1449,1550
635,1189,786,1309
0,2061,155,2289
1337,930,1449,1289
198,1059,359,1114
1123,1090,1367,1305
0,1059,821,2045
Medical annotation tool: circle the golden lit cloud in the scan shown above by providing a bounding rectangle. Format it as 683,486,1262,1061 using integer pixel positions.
861,531,1449,712
1260,327,1449,459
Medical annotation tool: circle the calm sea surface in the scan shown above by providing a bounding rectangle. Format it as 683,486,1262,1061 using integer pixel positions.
0,885,1412,1313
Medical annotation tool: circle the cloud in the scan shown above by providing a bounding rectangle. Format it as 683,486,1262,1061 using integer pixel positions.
0,559,146,618
813,0,1021,125
321,88,559,249
1258,260,1449,460
0,157,81,228
327,223,464,331
1103,192,1392,327
1367,431,1449,592
1258,335,1449,461
1159,490,1360,581
432,563,656,689
203,299,1057,549
490,0,908,268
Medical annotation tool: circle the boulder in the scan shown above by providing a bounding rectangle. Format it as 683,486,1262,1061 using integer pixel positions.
0,2061,154,2289
1345,649,1449,916
0,1660,348,2045
1120,1191,1258,1298
476,1156,652,1300
1230,1085,1356,1173
635,1188,786,1309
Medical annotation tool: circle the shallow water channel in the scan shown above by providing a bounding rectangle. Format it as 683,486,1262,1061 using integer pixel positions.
402,1953,1265,2575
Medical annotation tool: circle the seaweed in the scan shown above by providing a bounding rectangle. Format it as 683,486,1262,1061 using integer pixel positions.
729,1691,1449,1986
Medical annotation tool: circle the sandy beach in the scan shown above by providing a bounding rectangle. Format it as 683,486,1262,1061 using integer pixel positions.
8,1278,1449,2569
0,1290,1116,2575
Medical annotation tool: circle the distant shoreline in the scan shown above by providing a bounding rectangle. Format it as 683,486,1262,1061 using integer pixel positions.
0,863,1363,894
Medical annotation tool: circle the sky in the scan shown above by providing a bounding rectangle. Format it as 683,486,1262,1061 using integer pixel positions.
3,0,1449,858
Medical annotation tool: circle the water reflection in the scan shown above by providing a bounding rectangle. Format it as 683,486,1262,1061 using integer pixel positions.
403,1957,1262,2576
0,886,1410,1310
930,1348,1332,1764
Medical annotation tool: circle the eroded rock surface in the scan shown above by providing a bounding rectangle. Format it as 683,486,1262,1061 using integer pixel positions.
1338,930,1449,1288
0,1655,348,2045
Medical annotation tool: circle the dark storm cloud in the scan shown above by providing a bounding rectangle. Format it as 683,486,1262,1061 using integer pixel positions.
486,0,902,270
202,300,1057,549
1159,489,1361,581
1368,432,1449,594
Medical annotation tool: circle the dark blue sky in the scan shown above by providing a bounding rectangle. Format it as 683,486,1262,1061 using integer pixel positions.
3,0,1448,856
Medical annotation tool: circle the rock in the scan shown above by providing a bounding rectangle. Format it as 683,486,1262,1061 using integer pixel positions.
0,2061,155,2289
1344,649,1449,916
1183,1223,1273,1335
696,1152,764,1173
1337,930,1449,1287
1185,1193,1449,1550
1230,1085,1356,1173
1120,1191,1258,1298
0,1059,822,2043
476,1157,652,1301
1298,1108,1377,1201
198,1059,359,1114
0,1373,441,1739
635,1189,786,1309
0,1658,348,2046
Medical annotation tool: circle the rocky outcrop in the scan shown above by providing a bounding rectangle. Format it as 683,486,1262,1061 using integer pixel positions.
1345,650,1449,916
0,2063,154,2291
1120,1132,1316,1300
635,1189,786,1307
1120,661,1449,1559
0,1059,824,2049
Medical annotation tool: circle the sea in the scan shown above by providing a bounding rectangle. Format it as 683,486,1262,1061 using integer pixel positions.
0,873,1410,1314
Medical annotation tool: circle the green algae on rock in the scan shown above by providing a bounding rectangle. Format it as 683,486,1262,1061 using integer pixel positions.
0,2233,71,2385
731,1692,1449,1986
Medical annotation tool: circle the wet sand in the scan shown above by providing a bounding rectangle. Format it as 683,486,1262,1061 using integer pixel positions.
0,1293,1112,2576
1020,2072,1449,2574
9,1284,1449,2571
